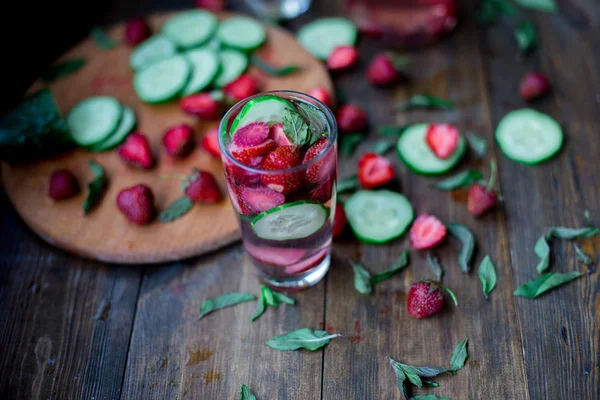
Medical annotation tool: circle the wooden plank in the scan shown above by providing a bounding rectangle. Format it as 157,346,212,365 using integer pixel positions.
321,4,529,399
477,2,600,398
0,190,141,399
120,246,325,399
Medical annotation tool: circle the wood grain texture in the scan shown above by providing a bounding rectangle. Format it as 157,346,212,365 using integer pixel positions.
477,2,600,399
1,10,333,264
120,246,325,399
0,189,141,400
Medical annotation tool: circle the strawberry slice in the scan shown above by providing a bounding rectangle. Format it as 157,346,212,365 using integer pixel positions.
310,178,333,203
357,153,395,189
240,186,285,213
409,214,447,250
425,123,459,159
226,180,253,215
270,123,292,146
326,46,359,71
229,139,275,164
245,242,329,274
260,146,304,194
223,74,258,102
303,137,335,185
117,132,154,169
285,247,328,274
201,127,221,158
224,156,262,185
232,122,270,147
467,183,498,217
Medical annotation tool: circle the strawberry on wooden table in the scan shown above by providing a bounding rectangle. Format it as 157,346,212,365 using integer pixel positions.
366,53,402,86
117,132,154,169
260,145,304,194
124,18,152,46
162,124,195,158
179,92,223,119
116,184,156,225
519,71,550,101
425,123,460,159
223,74,258,102
201,127,221,158
409,214,447,250
357,152,394,189
49,169,80,200
336,104,368,133
407,280,457,319
326,46,359,71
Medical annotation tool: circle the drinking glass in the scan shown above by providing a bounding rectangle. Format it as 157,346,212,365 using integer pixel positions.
218,90,338,290
245,0,312,20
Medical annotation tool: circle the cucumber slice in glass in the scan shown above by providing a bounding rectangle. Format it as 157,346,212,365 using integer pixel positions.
133,55,191,103
161,10,218,49
396,123,466,175
129,35,176,71
217,16,267,51
344,190,414,244
251,200,329,241
67,96,123,146
297,17,358,60
213,49,249,88
496,108,563,164
181,48,220,96
90,106,136,151
230,94,294,136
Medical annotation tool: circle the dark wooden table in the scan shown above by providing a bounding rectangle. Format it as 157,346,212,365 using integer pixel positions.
1,0,599,399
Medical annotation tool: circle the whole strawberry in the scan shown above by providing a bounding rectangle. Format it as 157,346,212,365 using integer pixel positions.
336,104,368,133
223,74,258,102
49,169,80,200
366,53,405,86
467,160,499,217
183,168,223,203
407,280,457,319
116,184,156,225
118,132,154,169
180,92,223,119
307,87,333,109
124,18,152,46
201,127,221,158
519,71,550,101
162,124,195,158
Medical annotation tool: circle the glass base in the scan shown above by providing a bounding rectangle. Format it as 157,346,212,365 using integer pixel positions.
254,254,330,291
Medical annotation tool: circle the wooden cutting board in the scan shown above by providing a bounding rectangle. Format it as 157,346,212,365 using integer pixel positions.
1,10,333,264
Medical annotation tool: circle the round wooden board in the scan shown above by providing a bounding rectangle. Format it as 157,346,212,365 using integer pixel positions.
2,10,333,264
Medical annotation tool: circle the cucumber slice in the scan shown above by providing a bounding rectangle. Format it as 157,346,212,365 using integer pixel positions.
251,200,328,241
161,10,218,49
344,190,414,244
181,48,220,96
230,95,294,136
129,35,176,71
396,123,466,175
217,16,266,51
496,108,563,165
133,55,191,103
297,17,358,60
67,96,123,146
89,106,136,151
214,49,249,88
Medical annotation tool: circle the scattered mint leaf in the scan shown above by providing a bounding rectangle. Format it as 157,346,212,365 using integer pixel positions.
252,285,295,321
252,296,267,321
337,175,359,194
41,59,86,83
379,124,411,136
446,223,475,273
399,95,454,111
449,338,469,373
282,108,309,145
574,243,593,265
477,0,516,24
534,234,551,274
514,21,538,53
264,328,341,351
240,384,257,400
466,133,488,158
423,381,440,387
372,251,410,284
341,132,365,155
514,271,584,298
262,285,278,307
427,253,444,282
91,26,118,49
273,291,295,305
388,357,449,391
158,196,194,222
550,227,599,239
478,255,497,297
83,160,107,214
535,226,599,273
412,395,451,400
199,292,257,319
435,170,483,191
513,0,557,12
251,56,300,76
352,262,373,294
583,209,592,225
372,140,395,155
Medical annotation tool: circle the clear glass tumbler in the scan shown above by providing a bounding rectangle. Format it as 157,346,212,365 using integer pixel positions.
245,0,312,21
218,90,338,290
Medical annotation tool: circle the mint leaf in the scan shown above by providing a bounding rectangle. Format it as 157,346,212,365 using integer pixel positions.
514,21,538,53
535,226,598,273
282,108,309,145
158,196,194,222
372,139,394,155
513,0,557,12
292,102,327,144
91,26,118,49
435,170,483,191
199,292,256,319
550,227,598,239
41,59,86,83
514,271,584,298
478,255,497,297
240,384,257,400
574,243,593,265
251,56,300,76
534,234,551,273
399,95,454,111
273,291,295,305
378,124,411,136
341,132,364,155
477,0,516,24
449,338,469,373
264,328,341,351
372,251,409,284
83,160,107,214
352,262,373,294
466,133,488,158
262,285,278,307
337,175,359,194
388,357,449,389
252,296,266,321
446,223,475,273
252,285,295,321
423,381,439,387
427,253,444,282
412,395,452,400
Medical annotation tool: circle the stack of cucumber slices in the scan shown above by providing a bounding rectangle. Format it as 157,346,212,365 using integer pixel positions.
129,10,267,103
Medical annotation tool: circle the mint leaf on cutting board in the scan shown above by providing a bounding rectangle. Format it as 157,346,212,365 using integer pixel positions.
199,292,257,319
158,196,194,222
91,26,118,49
264,328,341,351
41,58,87,83
82,160,107,214
251,56,300,76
